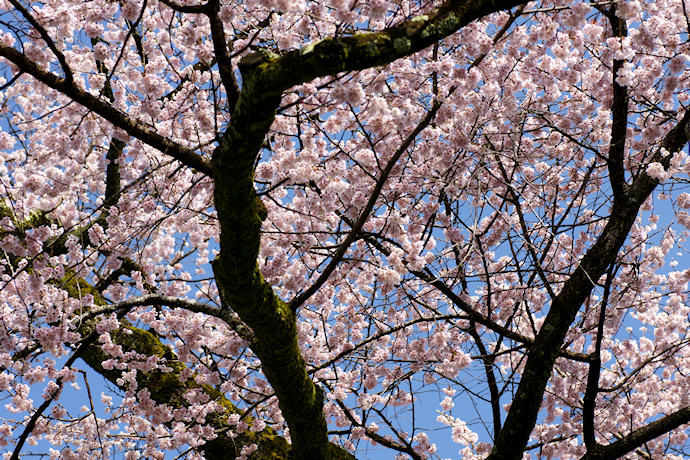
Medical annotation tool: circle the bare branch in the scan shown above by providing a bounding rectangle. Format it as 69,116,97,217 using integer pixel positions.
412,269,593,363
309,313,471,374
332,396,422,460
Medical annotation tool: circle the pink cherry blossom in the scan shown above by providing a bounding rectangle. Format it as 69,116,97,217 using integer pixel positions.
0,0,689,458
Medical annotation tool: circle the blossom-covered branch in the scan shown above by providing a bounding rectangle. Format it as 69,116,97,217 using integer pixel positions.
2,0,690,458
0,46,213,176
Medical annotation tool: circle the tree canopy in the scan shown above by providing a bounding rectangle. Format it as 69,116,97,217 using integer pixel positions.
0,0,689,458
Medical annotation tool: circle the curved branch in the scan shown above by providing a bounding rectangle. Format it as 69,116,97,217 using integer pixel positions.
412,269,593,363
332,396,421,460
308,313,471,375
240,0,529,93
342,213,594,366
159,0,210,14
80,293,254,342
54,274,291,460
468,321,503,439
210,2,533,457
218,0,531,207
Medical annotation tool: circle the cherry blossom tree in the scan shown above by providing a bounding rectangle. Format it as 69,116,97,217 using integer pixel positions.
0,0,690,458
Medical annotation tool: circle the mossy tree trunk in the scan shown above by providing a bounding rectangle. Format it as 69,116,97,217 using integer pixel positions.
208,2,527,457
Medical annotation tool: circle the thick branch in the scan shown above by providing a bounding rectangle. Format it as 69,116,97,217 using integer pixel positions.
221,0,530,187
581,407,690,460
104,138,124,207
1,204,290,459
488,110,690,460
212,128,344,456
489,195,636,460
631,108,690,199
159,0,209,14
241,0,529,92
583,267,613,450
211,1,531,457
606,8,630,200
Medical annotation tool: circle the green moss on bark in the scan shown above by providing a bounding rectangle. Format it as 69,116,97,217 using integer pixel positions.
57,272,291,459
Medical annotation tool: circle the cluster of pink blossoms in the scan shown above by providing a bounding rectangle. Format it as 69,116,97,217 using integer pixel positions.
0,0,689,458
